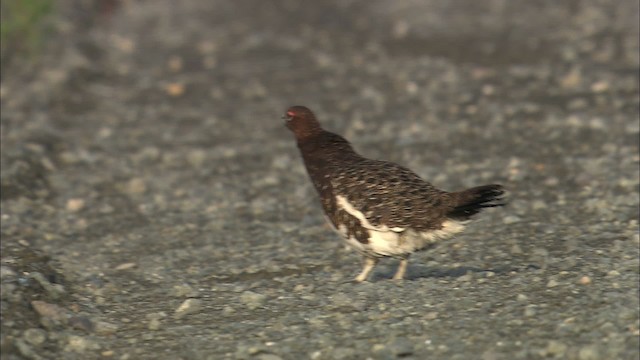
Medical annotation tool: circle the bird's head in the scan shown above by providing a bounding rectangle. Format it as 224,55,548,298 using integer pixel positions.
283,105,322,139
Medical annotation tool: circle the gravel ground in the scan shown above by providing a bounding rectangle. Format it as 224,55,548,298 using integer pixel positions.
1,1,639,359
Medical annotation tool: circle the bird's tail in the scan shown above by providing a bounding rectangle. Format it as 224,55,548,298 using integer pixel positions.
448,184,505,220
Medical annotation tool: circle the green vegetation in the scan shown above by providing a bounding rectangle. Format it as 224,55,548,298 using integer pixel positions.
1,0,54,64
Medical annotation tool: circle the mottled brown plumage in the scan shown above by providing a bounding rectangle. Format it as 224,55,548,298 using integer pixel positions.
284,105,505,281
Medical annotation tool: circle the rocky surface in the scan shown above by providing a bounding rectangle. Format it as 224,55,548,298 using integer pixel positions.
1,0,638,359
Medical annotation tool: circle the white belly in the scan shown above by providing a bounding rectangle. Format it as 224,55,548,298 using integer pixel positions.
337,220,467,258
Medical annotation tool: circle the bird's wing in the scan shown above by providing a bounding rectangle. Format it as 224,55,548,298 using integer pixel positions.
331,160,453,232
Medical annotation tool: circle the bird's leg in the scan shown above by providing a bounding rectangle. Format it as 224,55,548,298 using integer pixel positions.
355,257,378,282
392,257,410,280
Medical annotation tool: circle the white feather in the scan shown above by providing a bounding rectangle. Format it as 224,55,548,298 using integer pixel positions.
333,195,467,257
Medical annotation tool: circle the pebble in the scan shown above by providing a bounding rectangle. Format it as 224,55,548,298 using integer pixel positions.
146,312,166,331
424,311,438,320
125,178,146,194
23,328,47,346
579,276,592,285
15,339,41,360
546,279,560,288
590,81,609,93
174,298,203,319
387,338,414,357
114,262,137,270
330,293,353,308
544,340,567,357
30,272,66,299
240,291,267,310
606,270,620,277
65,335,101,353
503,215,521,224
148,318,162,331
235,343,270,358
0,265,17,280
172,283,199,298
510,244,523,255
31,300,68,322
94,321,119,335
531,200,547,210
68,316,94,332
66,198,85,212
578,345,599,360
187,149,207,167
516,294,528,302
331,347,357,359
524,305,537,317
257,355,283,360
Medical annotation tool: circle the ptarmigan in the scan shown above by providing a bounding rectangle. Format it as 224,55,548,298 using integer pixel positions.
284,105,505,281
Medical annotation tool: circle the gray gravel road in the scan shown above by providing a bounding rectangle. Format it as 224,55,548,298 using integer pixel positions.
1,1,639,359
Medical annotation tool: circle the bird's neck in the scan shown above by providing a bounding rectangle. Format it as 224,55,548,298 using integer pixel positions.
297,131,360,191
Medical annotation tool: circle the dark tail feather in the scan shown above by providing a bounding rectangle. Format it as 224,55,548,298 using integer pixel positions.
448,184,505,220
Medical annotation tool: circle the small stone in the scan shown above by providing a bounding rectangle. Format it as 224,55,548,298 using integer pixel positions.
65,335,100,353
531,200,547,210
94,321,119,335
167,56,183,71
510,244,523,255
503,215,521,224
187,150,207,167
148,318,162,331
545,340,567,356
23,328,47,346
236,343,270,358
0,266,17,280
240,291,267,310
330,293,352,308
560,68,582,89
145,312,166,331
222,305,235,315
547,279,560,288
332,347,357,359
424,311,438,320
516,294,528,302
30,272,66,299
590,81,609,93
174,298,202,319
31,300,68,321
578,345,599,360
126,178,146,194
172,284,198,298
579,276,591,285
114,262,137,271
606,270,620,277
388,338,414,357
68,316,94,333
66,198,85,212
165,83,185,97
257,355,283,360
524,305,537,317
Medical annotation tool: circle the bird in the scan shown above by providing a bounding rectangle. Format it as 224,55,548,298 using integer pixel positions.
283,105,505,282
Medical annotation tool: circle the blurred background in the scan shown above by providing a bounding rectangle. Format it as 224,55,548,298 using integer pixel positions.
1,0,638,359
